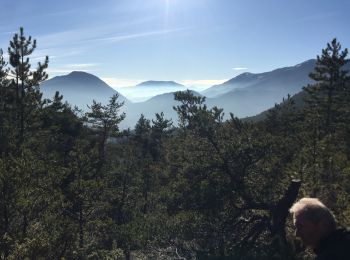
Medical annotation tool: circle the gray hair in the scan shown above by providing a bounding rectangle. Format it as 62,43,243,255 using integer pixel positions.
289,198,336,229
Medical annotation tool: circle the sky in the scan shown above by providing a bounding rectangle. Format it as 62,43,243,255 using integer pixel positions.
0,0,349,91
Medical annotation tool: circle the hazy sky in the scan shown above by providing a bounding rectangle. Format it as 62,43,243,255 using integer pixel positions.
0,0,349,88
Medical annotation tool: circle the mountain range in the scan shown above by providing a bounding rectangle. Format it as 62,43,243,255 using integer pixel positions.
40,59,349,129
202,59,318,117
203,59,316,98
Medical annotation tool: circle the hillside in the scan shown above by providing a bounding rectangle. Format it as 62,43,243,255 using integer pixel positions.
125,90,202,128
41,71,129,110
39,60,349,128
202,59,316,98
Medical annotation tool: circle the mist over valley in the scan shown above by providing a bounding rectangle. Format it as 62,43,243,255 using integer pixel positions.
39,58,345,129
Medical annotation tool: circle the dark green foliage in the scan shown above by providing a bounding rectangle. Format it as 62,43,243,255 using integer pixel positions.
7,27,48,151
1,30,350,260
303,38,349,135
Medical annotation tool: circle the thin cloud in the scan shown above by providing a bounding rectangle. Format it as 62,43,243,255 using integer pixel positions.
65,63,98,69
296,12,338,23
36,26,191,51
36,30,82,48
0,30,16,36
94,27,192,44
42,9,81,18
31,48,84,62
47,63,100,77
31,56,49,62
101,77,145,88
232,67,248,71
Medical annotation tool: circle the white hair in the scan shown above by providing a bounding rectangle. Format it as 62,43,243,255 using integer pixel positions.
289,198,336,229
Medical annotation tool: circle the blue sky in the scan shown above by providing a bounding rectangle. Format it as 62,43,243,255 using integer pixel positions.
0,0,349,89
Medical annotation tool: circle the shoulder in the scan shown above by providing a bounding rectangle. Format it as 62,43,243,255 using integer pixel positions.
316,229,350,260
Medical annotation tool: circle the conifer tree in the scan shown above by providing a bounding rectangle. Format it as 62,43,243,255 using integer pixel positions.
0,49,10,155
150,112,172,161
302,39,349,189
86,94,125,175
304,38,349,135
0,28,51,258
7,27,48,151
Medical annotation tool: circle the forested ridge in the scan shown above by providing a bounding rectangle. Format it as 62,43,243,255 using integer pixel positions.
0,28,349,259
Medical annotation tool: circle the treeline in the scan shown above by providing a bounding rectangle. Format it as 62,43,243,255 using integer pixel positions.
0,28,350,259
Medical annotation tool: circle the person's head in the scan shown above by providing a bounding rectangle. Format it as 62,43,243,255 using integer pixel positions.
289,198,336,249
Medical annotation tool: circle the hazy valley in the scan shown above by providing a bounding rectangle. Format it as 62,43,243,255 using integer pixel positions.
40,58,346,129
1,0,350,256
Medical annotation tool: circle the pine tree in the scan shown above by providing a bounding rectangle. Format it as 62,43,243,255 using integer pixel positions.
304,38,349,135
0,49,10,155
302,39,349,188
150,112,172,161
0,28,51,258
86,94,125,175
7,27,48,152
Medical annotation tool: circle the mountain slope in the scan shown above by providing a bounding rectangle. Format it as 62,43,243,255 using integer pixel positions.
38,60,349,129
245,61,350,122
243,90,308,122
203,59,317,117
125,90,202,128
203,59,316,98
41,71,129,110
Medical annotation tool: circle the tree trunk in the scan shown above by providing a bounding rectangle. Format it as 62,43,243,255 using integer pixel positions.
2,179,9,258
125,245,131,260
271,179,301,240
79,202,84,250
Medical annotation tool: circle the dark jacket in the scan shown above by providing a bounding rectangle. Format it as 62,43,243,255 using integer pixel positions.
314,228,350,260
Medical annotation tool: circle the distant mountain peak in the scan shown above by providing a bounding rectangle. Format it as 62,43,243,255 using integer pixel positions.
136,80,184,87
233,72,255,79
65,71,100,80
240,72,253,76
294,59,316,67
221,71,258,85
68,71,90,75
41,71,129,108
